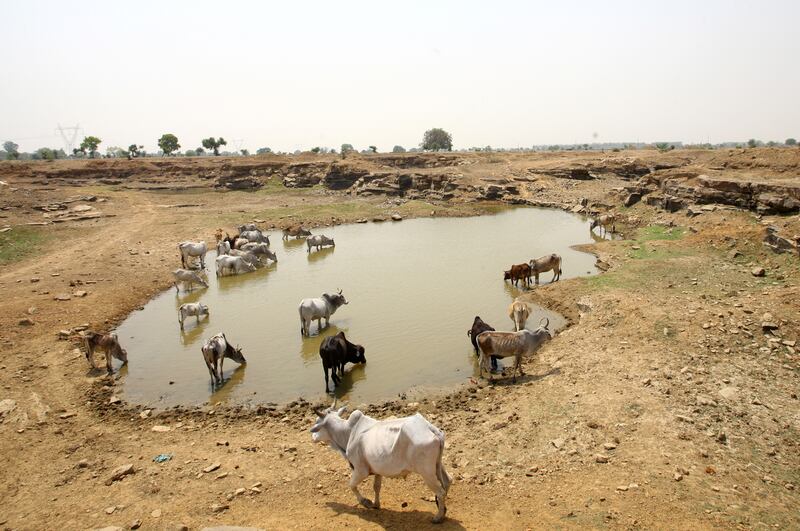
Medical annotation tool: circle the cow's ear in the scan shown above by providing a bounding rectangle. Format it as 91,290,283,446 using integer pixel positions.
337,405,348,416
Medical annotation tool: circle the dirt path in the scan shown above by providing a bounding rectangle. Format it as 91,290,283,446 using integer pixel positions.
1,154,798,530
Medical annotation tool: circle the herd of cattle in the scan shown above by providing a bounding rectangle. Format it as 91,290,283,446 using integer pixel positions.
76,215,604,523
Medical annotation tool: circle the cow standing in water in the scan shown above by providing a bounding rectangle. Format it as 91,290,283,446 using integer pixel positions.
319,332,366,392
528,254,562,285
298,290,349,336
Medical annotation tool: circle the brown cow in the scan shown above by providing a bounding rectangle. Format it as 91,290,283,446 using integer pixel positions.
503,263,531,287
529,254,562,285
83,332,128,374
282,225,312,240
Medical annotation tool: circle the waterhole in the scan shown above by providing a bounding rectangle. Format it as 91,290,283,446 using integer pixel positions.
117,208,598,408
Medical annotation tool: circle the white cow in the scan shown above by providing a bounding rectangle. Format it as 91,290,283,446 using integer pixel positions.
215,255,257,276
238,223,259,233
240,242,277,262
178,241,207,269
307,234,335,253
216,240,231,256
298,290,348,336
310,402,451,523
172,269,208,292
229,249,259,265
239,230,269,245
508,300,530,332
178,302,209,330
200,332,245,385
476,318,552,382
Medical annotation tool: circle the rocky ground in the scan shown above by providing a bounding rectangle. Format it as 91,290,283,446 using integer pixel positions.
0,149,798,530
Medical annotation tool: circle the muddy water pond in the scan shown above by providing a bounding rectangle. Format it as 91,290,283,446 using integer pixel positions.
118,208,598,408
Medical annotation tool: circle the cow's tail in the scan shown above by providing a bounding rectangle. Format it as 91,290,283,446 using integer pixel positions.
428,423,451,493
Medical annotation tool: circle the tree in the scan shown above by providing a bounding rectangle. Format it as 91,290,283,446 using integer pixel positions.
368,145,377,153
80,136,102,158
766,141,778,147
202,137,227,156
240,149,249,156
128,144,143,159
421,128,452,151
3,141,19,160
655,142,671,152
392,145,406,153
158,134,180,156
747,138,758,148
311,147,321,153
785,138,796,146
256,147,272,155
340,143,354,159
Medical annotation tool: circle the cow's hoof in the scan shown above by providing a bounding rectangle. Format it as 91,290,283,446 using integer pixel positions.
359,498,375,509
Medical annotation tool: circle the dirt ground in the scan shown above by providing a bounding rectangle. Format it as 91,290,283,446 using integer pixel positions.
0,150,798,530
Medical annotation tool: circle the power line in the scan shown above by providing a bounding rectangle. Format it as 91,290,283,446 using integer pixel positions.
56,124,83,153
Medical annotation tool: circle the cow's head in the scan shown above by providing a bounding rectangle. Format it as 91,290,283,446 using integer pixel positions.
590,219,599,230
199,304,210,316
352,344,366,364
332,289,348,307
503,270,511,280
225,344,246,364
310,401,348,443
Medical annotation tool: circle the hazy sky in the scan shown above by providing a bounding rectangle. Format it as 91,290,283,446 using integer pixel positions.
2,0,799,153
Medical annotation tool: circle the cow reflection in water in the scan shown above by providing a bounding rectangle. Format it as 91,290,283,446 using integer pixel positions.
209,361,248,403
307,245,335,263
180,323,205,346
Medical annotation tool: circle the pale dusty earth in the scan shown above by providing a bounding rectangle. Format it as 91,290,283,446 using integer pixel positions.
0,149,798,530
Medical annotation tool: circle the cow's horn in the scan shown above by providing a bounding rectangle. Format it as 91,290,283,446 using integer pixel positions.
337,288,342,295
313,406,326,417
540,317,550,329
332,397,338,409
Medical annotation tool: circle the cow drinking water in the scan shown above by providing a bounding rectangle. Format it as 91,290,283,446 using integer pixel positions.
83,331,128,374
200,332,246,385
319,332,366,392
467,316,499,371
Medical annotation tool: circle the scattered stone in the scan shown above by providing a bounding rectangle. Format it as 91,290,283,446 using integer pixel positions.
150,509,161,518
73,290,88,297
54,293,72,301
728,249,741,260
18,318,35,326
718,387,737,400
786,483,796,491
674,473,683,482
391,213,403,221
210,503,229,513
30,277,40,283
151,425,171,432
130,519,142,530
761,321,779,331
603,442,617,450
203,462,221,473
106,464,135,485
59,412,76,419
616,485,628,491
77,459,90,469
215,472,228,480
139,410,152,419
551,438,564,449
109,396,121,405
234,487,246,496
105,506,116,515
716,431,727,444
595,454,609,463
751,267,765,277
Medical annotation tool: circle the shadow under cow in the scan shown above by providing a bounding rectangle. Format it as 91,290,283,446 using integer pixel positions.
325,501,467,530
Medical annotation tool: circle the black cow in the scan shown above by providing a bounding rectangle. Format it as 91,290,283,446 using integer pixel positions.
319,332,366,392
467,316,499,371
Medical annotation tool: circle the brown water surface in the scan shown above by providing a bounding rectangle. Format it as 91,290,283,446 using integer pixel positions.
117,208,598,408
